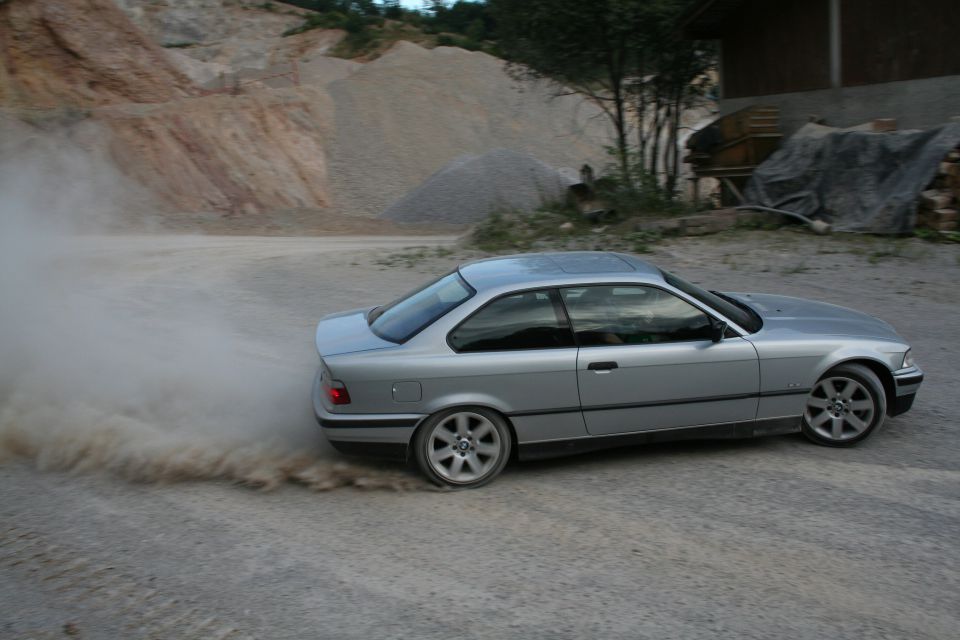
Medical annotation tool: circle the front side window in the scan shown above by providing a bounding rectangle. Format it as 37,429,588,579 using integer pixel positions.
449,290,574,352
561,286,713,346
369,272,474,343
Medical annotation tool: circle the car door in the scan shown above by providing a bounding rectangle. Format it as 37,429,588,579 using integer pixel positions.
561,285,760,436
440,289,586,440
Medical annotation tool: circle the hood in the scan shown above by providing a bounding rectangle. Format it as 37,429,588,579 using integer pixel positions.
315,308,397,357
728,293,903,341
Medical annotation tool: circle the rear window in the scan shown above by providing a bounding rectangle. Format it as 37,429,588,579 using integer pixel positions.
368,271,474,343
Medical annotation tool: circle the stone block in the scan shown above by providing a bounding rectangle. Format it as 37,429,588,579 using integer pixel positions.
940,162,960,177
932,208,959,222
920,189,954,209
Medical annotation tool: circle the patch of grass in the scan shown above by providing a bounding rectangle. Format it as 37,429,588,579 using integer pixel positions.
914,227,960,243
435,32,484,52
375,246,429,269
374,245,457,269
468,204,663,254
282,13,473,60
283,11,352,37
624,230,661,254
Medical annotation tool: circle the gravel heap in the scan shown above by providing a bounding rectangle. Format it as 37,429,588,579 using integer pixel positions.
327,42,610,217
381,149,576,223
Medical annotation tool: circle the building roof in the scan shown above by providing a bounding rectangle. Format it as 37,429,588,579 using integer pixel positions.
679,0,746,39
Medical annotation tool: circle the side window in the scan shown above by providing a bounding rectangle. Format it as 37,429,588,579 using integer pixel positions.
561,286,713,346
449,290,574,352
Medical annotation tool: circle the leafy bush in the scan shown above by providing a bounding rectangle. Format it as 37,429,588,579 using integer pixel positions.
467,203,664,254
282,11,351,36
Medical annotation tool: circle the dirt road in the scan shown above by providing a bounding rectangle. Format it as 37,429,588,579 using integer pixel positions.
2,231,958,639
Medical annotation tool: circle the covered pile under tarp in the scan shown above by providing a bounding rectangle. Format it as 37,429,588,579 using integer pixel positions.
744,122,960,233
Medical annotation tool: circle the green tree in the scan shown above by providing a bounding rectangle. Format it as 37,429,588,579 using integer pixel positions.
490,0,640,177
491,0,714,199
629,0,714,196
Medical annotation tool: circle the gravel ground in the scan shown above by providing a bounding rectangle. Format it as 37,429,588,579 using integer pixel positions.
1,231,958,639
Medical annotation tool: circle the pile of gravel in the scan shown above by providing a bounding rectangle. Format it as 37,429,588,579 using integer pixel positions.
326,42,610,217
380,149,576,224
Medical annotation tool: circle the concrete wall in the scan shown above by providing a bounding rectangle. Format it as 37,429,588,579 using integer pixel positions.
720,75,960,137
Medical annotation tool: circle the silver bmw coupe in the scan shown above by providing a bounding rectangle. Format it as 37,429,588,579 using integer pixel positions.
312,252,923,488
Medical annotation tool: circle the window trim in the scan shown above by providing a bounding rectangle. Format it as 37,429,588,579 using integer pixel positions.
445,287,577,354
556,283,736,348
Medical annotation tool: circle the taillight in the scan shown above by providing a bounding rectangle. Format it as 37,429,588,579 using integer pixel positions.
324,379,351,405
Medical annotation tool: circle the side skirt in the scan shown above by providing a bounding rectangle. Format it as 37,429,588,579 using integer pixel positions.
518,417,801,461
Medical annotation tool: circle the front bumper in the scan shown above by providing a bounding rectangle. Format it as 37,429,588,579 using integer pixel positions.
890,365,924,417
312,371,423,461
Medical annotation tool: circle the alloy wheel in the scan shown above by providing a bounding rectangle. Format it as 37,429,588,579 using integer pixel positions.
804,376,876,442
425,411,502,484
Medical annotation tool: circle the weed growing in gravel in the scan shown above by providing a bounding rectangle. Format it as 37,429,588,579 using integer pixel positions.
914,228,960,244
469,205,663,255
375,246,458,269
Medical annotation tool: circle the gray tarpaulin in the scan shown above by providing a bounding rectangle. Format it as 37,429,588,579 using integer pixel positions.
744,122,960,233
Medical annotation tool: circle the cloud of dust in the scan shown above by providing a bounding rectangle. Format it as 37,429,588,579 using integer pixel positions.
0,121,418,491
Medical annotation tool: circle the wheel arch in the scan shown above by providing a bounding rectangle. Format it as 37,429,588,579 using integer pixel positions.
405,403,520,462
823,357,895,413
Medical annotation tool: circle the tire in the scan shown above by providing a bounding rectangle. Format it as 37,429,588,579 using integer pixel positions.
413,407,512,488
801,363,887,447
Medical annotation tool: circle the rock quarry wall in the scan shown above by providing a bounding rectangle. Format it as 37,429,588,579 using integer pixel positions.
0,0,611,221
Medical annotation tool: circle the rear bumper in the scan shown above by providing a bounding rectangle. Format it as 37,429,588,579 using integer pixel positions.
312,371,422,461
890,366,923,417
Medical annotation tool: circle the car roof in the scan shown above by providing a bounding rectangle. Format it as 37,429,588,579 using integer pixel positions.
458,252,664,291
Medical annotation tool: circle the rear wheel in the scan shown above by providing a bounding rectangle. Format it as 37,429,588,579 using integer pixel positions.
802,363,887,446
413,407,511,488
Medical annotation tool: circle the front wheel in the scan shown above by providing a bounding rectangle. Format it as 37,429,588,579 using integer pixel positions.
802,363,887,446
413,407,512,488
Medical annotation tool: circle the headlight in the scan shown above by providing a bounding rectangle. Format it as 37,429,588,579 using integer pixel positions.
902,349,914,368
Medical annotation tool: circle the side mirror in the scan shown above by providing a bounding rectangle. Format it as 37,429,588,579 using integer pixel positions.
711,320,727,343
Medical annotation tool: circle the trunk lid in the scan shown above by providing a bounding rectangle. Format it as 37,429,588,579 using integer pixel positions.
315,308,397,357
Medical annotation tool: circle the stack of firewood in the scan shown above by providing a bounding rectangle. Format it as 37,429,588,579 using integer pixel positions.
918,148,960,232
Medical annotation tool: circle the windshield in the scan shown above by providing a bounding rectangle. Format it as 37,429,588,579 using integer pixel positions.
660,270,763,334
369,271,475,343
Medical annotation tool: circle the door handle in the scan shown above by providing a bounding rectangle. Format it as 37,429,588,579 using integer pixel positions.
587,361,619,371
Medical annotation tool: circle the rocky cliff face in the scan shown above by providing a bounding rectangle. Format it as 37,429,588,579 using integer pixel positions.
1,0,335,216
98,89,334,214
0,0,196,107
0,0,610,223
